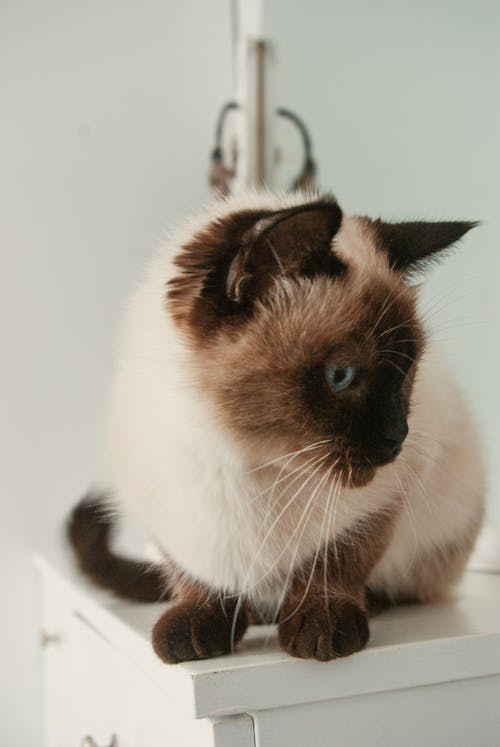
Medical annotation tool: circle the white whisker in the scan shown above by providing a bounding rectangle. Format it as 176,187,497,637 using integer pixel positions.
278,465,342,625
246,439,331,474
241,455,329,594
269,464,335,627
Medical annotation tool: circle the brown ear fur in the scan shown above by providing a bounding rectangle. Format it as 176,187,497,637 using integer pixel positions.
167,198,343,340
226,200,344,304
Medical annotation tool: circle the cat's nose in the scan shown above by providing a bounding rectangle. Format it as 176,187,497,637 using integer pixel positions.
380,417,409,454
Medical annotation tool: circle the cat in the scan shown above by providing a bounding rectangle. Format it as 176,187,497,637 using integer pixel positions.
69,190,484,664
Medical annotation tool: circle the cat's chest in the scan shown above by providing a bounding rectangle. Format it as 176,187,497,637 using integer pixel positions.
140,465,378,599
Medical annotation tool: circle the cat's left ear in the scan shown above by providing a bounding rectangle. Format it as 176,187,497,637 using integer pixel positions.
374,219,478,275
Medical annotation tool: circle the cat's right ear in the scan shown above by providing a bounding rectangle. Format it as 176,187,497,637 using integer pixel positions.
223,199,343,306
168,198,343,338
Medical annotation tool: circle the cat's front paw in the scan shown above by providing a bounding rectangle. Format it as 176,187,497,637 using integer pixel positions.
278,597,369,661
152,599,248,664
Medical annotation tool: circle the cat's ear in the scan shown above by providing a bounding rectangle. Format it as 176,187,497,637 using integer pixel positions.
226,199,343,304
374,219,478,275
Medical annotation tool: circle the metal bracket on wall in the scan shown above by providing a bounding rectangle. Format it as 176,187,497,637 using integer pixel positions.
231,36,277,193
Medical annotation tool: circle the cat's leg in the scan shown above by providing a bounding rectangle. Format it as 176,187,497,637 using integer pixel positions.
278,505,399,661
152,580,249,664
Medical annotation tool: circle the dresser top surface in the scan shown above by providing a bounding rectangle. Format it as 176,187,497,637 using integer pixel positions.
36,531,500,718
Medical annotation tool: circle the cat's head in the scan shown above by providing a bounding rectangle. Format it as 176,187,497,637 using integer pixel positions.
167,193,475,487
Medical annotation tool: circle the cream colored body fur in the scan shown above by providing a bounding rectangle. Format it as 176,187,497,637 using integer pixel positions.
108,192,484,611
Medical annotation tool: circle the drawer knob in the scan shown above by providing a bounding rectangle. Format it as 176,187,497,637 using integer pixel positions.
80,736,118,747
40,630,61,647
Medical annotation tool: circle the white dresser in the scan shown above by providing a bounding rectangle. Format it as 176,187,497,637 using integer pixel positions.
36,543,500,747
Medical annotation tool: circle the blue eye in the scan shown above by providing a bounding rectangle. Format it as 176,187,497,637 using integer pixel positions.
325,362,357,393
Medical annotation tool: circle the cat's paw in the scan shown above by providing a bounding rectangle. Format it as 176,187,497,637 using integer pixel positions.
152,600,248,664
278,597,369,661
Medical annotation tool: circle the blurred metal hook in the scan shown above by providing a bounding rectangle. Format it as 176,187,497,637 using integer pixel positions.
208,101,318,195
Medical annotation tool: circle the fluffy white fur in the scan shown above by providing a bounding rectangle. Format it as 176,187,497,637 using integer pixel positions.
108,191,484,610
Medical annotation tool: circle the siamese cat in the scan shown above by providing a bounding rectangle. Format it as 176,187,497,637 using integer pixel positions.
69,191,484,664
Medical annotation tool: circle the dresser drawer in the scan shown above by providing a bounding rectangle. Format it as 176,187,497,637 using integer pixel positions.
40,573,254,747
251,675,500,747
42,605,131,747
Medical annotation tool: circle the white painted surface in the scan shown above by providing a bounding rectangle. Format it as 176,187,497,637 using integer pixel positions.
42,588,132,746
252,676,500,747
37,541,500,745
469,526,500,573
210,716,256,747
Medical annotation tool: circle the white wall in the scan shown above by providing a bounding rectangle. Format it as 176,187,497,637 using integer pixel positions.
0,2,232,743
264,0,500,520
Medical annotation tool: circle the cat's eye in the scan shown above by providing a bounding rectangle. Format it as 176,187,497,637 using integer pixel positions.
325,362,357,393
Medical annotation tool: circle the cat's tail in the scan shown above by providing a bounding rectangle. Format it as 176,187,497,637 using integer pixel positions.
67,492,170,603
